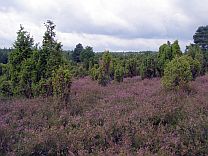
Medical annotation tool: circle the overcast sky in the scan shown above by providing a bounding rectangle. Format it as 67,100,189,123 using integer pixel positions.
0,0,207,51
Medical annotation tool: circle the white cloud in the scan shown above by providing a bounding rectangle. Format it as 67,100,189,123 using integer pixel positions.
0,0,207,51
57,32,191,51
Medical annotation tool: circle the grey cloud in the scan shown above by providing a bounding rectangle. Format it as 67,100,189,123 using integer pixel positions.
0,0,207,51
39,0,204,40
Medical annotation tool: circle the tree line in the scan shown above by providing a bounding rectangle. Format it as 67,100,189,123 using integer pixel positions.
0,21,208,98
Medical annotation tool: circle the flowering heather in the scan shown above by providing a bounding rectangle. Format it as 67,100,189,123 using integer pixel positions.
1,75,208,155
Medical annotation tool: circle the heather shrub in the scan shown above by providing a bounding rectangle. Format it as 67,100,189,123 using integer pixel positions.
160,108,185,129
131,132,145,150
1,75,208,155
162,56,192,89
110,124,125,144
16,132,70,156
0,127,13,155
179,122,208,155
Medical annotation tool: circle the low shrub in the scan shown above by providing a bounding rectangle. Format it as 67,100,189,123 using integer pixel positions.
162,56,192,89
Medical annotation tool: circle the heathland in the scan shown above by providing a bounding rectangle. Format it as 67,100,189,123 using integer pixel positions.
1,21,208,155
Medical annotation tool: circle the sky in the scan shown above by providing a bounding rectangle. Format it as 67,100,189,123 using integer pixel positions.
0,0,207,52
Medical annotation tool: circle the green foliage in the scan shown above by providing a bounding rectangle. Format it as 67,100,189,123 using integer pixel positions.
193,25,208,71
52,66,71,104
80,46,95,70
185,44,205,75
162,56,192,89
0,21,70,98
19,58,37,98
98,67,110,86
0,48,12,64
124,58,137,77
114,65,124,82
36,78,53,96
203,51,208,72
140,54,158,80
0,64,2,76
102,50,111,74
185,56,201,80
71,64,88,78
90,64,99,80
10,25,34,64
90,51,162,83
1,21,207,98
0,64,11,96
193,25,208,51
185,44,203,61
39,20,64,79
108,58,117,79
97,51,112,86
171,40,182,57
72,43,83,63
157,42,172,76
37,21,67,97
0,63,9,77
158,41,182,76
6,25,34,96
0,79,13,97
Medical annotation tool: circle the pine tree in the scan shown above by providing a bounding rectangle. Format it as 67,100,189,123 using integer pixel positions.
193,25,208,51
72,43,83,63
